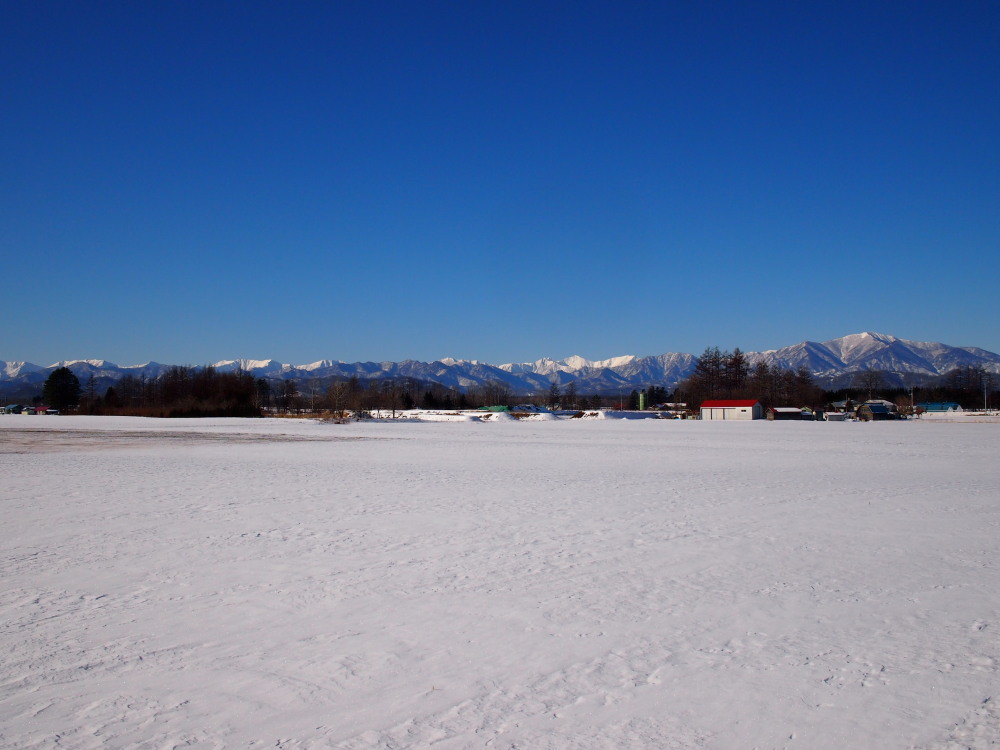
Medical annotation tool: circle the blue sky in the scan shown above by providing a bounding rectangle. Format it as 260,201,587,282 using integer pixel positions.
3,1,998,366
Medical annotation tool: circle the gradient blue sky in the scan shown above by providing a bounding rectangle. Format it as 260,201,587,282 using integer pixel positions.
3,1,998,366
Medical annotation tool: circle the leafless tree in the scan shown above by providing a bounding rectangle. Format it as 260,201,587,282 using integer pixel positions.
851,369,886,400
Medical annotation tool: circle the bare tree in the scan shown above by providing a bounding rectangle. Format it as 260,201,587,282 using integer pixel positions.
564,380,578,410
547,379,561,409
469,380,512,408
326,380,350,420
851,369,886,400
381,379,401,417
279,379,300,413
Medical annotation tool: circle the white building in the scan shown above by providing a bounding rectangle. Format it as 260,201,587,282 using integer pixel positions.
700,399,764,420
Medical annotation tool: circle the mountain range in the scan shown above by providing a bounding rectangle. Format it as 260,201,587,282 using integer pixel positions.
3,332,999,398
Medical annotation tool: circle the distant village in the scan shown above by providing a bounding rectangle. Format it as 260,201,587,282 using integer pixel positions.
1,393,979,422
1,354,994,421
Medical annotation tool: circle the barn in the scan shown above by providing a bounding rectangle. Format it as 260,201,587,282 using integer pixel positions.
700,399,763,420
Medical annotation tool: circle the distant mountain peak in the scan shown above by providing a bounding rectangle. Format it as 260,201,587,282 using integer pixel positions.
50,359,119,369
498,353,639,375
212,358,286,374
3,361,44,379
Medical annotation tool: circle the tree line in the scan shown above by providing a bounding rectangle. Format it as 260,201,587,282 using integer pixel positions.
829,364,997,411
675,347,824,410
76,366,263,417
33,358,997,417
56,367,660,417
66,367,527,417
674,347,998,411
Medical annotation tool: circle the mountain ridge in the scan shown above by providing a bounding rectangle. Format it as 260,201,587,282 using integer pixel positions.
3,332,999,396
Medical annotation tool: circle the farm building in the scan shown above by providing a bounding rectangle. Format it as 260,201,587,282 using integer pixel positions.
917,402,963,413
700,399,763,420
865,399,897,410
767,407,808,421
856,403,895,421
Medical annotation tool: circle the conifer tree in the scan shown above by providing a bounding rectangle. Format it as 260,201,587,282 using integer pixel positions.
42,367,81,411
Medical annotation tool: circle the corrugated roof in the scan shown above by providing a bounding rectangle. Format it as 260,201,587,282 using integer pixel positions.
700,399,760,408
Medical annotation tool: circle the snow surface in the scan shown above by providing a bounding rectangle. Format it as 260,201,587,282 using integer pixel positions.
1,416,998,749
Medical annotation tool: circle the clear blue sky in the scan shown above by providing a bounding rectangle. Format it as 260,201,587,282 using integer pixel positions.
3,1,998,366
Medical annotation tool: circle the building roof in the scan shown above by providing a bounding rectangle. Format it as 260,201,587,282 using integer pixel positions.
859,403,891,414
770,407,803,413
701,399,760,408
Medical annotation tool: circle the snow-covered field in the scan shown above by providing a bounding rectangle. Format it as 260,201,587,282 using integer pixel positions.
1,415,998,749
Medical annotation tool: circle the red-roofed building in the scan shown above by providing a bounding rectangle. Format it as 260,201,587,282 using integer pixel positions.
700,399,763,420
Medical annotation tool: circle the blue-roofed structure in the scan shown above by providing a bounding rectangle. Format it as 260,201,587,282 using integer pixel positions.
857,403,895,421
916,402,963,412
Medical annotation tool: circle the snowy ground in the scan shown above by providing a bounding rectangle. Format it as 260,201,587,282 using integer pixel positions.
1,415,998,749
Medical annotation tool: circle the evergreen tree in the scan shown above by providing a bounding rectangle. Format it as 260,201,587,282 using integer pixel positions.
628,389,640,410
42,367,81,411
647,385,669,404
723,348,749,395
693,346,724,397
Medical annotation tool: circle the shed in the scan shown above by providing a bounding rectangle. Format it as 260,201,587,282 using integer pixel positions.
700,399,763,420
856,403,894,421
864,399,897,410
767,407,805,421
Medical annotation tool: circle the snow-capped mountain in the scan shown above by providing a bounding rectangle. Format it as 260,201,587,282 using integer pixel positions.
748,332,1000,384
212,359,288,376
498,354,638,376
3,333,999,397
2,361,45,379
